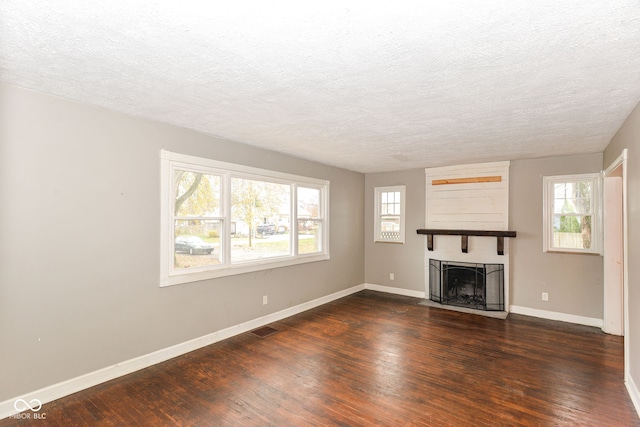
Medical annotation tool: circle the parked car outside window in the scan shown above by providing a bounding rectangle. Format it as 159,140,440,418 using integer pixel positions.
175,236,215,254
256,224,288,235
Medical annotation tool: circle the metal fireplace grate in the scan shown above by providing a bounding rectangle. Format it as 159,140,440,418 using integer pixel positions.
429,259,504,311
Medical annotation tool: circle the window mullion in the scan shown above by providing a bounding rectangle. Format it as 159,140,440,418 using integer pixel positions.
292,183,298,256
221,172,230,266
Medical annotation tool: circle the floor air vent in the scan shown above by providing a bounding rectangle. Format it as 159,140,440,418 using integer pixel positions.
250,326,278,338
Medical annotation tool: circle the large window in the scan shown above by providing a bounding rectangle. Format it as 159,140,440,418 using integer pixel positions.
161,151,329,286
543,173,602,254
374,185,406,243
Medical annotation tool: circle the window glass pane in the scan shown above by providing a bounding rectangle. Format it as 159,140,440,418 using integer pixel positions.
298,219,322,254
382,191,400,215
175,171,220,217
381,216,400,232
553,182,591,215
298,187,320,217
575,181,592,214
174,219,221,269
379,215,400,240
552,214,592,249
231,178,290,262
298,187,321,254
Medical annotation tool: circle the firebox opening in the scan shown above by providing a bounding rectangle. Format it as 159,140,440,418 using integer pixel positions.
429,259,504,311
444,264,485,309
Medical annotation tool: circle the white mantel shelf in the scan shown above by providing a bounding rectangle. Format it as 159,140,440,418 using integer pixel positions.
416,229,517,255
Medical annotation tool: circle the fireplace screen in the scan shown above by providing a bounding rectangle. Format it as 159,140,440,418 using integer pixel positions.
429,259,504,311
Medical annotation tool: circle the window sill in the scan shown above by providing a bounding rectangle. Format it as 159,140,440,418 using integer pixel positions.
160,253,330,287
543,248,603,256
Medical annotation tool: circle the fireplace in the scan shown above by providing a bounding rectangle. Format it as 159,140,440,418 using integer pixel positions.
429,259,504,311
423,162,512,314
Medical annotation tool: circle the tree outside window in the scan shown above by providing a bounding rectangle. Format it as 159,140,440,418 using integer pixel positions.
543,174,602,254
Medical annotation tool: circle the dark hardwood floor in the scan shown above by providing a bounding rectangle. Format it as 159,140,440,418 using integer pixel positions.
3,290,638,426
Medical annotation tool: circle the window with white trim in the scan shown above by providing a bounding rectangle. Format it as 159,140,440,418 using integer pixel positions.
161,150,330,286
374,185,406,243
543,173,602,254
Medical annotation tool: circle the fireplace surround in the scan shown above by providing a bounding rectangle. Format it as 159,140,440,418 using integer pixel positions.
423,161,512,315
429,259,505,311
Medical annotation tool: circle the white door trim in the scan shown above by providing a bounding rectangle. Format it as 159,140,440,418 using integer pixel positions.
603,149,628,373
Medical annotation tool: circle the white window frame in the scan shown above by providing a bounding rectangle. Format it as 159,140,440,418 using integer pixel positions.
161,150,330,287
374,185,406,244
542,173,602,255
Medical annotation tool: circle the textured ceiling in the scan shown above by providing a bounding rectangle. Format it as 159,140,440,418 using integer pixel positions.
2,1,640,173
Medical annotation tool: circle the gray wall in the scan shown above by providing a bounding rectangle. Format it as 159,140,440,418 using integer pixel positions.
604,101,640,393
364,154,605,320
0,83,365,400
364,169,426,292
509,154,604,317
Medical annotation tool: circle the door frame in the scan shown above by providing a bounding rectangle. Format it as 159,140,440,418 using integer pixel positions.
603,149,628,372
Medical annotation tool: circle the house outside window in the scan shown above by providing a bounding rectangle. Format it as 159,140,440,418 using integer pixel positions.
161,150,330,286
543,173,602,254
374,185,406,243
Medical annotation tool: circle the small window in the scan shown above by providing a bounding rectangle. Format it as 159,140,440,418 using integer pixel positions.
543,173,602,254
374,185,406,243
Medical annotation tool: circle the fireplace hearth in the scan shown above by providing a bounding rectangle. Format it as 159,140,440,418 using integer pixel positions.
429,259,504,311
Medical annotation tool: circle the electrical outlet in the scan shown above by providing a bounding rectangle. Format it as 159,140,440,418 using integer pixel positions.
390,273,395,281
263,295,268,305
542,292,549,301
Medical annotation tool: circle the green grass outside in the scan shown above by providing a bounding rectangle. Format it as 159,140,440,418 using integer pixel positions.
252,236,318,253
191,233,319,253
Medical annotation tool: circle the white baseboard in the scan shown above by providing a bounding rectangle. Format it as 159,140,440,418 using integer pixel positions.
0,284,365,420
363,283,426,299
366,286,606,328
627,373,640,418
510,305,603,328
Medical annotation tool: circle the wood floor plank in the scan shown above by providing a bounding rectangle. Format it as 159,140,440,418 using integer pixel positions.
2,290,638,426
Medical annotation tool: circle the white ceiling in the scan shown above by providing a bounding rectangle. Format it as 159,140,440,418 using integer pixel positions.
2,1,640,173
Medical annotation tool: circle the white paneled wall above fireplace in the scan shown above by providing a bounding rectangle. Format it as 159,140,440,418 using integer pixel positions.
425,161,510,231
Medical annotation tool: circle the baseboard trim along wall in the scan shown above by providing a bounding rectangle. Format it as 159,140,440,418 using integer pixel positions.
627,374,640,417
0,284,366,420
510,305,603,328
367,287,605,329
1,285,623,420
363,283,426,299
